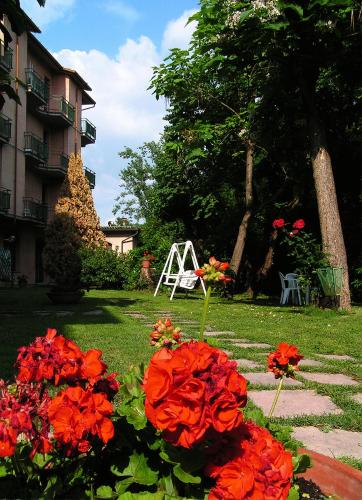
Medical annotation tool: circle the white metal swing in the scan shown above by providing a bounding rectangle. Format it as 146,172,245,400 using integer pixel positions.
154,241,207,300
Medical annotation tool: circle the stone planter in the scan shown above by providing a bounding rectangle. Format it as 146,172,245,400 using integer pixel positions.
298,448,362,500
47,289,84,305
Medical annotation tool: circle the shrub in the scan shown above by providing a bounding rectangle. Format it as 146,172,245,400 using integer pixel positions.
79,246,124,289
43,213,82,291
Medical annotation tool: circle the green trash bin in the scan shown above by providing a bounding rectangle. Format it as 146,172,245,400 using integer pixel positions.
316,267,343,296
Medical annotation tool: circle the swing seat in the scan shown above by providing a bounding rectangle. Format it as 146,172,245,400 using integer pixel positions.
179,270,198,289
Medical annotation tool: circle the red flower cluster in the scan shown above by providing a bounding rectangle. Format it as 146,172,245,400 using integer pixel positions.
149,318,182,349
272,219,285,229
0,380,52,458
48,386,114,454
15,328,107,386
195,257,232,284
268,343,303,379
293,219,305,230
206,422,293,499
143,341,247,448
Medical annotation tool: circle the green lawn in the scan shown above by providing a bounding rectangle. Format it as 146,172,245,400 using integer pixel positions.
1,287,361,443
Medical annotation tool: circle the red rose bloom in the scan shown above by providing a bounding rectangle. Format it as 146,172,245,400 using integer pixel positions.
268,343,303,379
272,219,285,229
292,219,305,230
143,341,247,448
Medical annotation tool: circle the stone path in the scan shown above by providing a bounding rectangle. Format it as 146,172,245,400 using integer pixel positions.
123,308,362,459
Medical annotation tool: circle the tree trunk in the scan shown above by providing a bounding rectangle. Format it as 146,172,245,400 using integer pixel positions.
230,140,254,274
251,229,278,299
307,100,351,310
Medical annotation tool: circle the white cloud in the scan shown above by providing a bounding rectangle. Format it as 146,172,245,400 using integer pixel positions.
21,0,75,29
162,9,197,54
104,1,140,22
52,9,197,223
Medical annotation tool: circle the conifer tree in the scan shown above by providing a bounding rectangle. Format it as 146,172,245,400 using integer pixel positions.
55,153,106,248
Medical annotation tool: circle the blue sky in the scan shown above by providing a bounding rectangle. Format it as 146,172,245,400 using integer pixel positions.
21,0,198,224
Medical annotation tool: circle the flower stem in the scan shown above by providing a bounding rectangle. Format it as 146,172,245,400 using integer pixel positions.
268,376,284,419
199,285,212,342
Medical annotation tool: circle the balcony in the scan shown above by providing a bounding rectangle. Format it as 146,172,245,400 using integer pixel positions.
81,118,96,146
84,167,96,189
38,96,75,128
25,68,48,106
0,41,13,73
0,113,11,143
44,153,69,178
0,188,11,213
23,198,48,223
24,133,48,167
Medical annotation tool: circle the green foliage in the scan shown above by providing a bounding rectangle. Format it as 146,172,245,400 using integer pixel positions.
79,246,124,289
43,213,82,291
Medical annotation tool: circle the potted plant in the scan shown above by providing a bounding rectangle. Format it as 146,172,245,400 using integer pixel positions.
43,212,84,304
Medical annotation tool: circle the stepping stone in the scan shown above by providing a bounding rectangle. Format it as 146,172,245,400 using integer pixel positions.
316,354,354,361
352,393,362,404
83,309,103,316
55,311,74,316
248,390,343,418
235,359,262,370
176,321,199,325
292,426,362,460
204,331,236,337
222,338,251,343
299,358,324,367
244,372,303,386
222,349,234,357
235,342,271,349
300,372,358,386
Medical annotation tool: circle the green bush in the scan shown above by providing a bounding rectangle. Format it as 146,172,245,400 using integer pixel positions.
79,247,124,289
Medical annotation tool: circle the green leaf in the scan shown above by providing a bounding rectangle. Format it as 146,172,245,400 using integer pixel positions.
111,451,158,486
287,485,300,500
0,463,10,477
119,396,147,430
293,453,312,474
244,406,266,427
96,485,114,499
118,492,164,499
173,464,201,484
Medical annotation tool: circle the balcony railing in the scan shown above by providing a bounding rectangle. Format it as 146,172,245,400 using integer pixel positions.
84,167,96,189
81,118,96,145
47,153,69,175
47,96,75,124
25,68,48,103
0,41,13,72
0,188,11,212
24,133,48,163
23,198,48,223
0,113,11,142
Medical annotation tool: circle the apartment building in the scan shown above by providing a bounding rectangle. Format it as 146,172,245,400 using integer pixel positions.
0,10,96,284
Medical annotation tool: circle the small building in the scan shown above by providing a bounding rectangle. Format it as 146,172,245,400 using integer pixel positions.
101,226,139,254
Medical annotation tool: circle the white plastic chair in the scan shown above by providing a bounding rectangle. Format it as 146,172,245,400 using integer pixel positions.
279,272,302,305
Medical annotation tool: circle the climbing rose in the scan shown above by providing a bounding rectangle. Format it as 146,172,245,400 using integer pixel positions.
272,219,285,228
143,341,247,448
206,422,293,499
268,343,303,379
292,219,305,230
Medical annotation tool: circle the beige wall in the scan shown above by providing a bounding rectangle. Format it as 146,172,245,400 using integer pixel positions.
106,235,136,254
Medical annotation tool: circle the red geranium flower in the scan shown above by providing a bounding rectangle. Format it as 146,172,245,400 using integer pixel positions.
272,219,285,229
143,341,247,448
268,343,303,379
206,423,293,499
293,219,305,230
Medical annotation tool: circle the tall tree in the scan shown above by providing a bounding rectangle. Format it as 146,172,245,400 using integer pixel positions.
55,154,106,248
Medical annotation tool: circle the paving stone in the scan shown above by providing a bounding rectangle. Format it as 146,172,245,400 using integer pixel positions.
352,393,362,404
248,390,343,418
234,342,271,349
299,358,324,367
316,354,354,361
222,338,251,343
235,359,263,370
244,372,303,386
222,349,234,357
292,426,362,460
204,331,236,337
55,311,74,317
175,321,199,325
300,372,358,386
83,309,103,316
